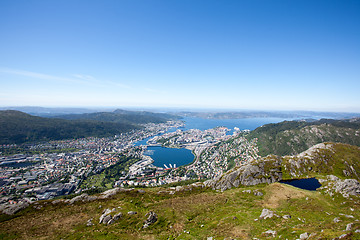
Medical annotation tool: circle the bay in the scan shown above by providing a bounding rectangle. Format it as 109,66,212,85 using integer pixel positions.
135,117,295,167
181,117,294,134
144,146,194,168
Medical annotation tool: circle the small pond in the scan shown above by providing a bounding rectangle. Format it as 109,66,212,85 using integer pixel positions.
280,178,321,191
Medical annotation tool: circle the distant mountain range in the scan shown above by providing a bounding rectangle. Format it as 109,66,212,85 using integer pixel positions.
1,106,359,119
0,110,178,145
55,109,179,125
247,118,360,156
176,110,360,119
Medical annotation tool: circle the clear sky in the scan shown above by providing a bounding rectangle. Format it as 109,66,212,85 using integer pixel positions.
0,0,359,112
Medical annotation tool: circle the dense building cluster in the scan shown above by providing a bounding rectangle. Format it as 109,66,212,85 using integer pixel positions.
0,121,182,203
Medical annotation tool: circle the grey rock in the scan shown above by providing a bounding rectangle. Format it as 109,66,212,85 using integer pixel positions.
86,218,94,226
52,199,64,205
283,215,291,219
253,190,263,196
334,179,360,197
208,157,282,191
127,211,137,215
113,212,123,220
337,233,351,239
107,219,115,225
102,214,112,225
68,193,98,204
259,209,274,219
137,189,146,193
102,208,112,215
98,188,121,199
0,201,29,215
345,223,353,231
263,230,277,237
143,211,158,228
99,209,113,224
333,217,341,223
299,232,309,239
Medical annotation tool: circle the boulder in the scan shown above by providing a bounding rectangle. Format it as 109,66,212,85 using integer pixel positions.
346,223,353,231
259,209,274,219
143,211,158,228
113,212,123,220
263,230,277,237
99,209,113,224
253,190,263,196
101,214,112,225
86,218,94,226
299,232,309,239
127,211,137,215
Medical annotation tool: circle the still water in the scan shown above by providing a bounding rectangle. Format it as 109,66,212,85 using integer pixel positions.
280,178,322,191
144,146,194,168
136,117,293,168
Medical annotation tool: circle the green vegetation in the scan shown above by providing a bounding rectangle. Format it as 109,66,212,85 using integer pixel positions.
281,143,360,180
0,110,140,145
56,109,179,125
247,118,360,156
0,110,179,145
1,182,359,239
81,155,140,190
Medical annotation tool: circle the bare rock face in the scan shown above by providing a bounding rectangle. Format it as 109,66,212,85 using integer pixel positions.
143,211,158,228
321,175,360,198
66,193,98,204
207,157,282,191
0,200,30,215
333,179,360,197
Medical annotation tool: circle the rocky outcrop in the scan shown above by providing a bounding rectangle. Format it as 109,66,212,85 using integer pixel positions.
143,211,158,228
205,157,282,191
259,209,275,219
63,188,136,205
99,208,123,225
66,193,98,204
0,200,30,215
319,175,360,198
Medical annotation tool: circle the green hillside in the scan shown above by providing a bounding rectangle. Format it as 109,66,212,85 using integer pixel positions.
0,110,138,145
247,119,360,156
56,109,179,125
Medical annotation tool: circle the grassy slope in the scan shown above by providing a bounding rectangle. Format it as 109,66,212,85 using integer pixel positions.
281,143,360,180
1,182,359,239
247,119,360,156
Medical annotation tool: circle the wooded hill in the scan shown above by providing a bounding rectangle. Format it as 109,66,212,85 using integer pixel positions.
0,110,177,145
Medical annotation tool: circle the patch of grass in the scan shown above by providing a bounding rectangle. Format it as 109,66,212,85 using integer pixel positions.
1,180,360,239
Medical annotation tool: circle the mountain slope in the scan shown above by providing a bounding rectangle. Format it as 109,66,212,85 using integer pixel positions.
55,109,179,125
1,171,359,239
247,118,360,156
207,142,360,191
0,110,138,144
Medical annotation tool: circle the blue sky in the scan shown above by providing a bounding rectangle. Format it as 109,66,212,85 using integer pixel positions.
0,0,359,112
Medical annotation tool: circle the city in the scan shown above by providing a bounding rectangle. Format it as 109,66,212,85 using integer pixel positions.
0,120,260,208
